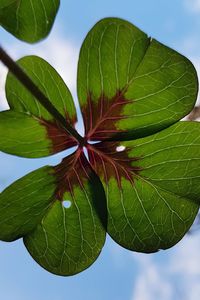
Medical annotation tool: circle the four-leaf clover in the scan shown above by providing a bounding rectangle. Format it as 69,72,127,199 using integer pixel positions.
0,18,200,276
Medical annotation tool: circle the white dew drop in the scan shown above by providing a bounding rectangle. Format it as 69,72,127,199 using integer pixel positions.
62,200,72,209
116,145,126,152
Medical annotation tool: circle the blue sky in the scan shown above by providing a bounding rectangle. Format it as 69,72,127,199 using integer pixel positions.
0,1,200,299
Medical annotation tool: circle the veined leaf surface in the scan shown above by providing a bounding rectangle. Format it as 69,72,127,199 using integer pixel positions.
0,0,60,43
24,151,106,276
6,56,76,120
1,56,78,157
88,121,200,252
0,17,199,276
130,121,200,200
0,111,52,157
78,18,198,141
0,165,56,241
0,150,106,275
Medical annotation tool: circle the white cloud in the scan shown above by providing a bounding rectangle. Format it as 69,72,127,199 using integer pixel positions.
131,232,200,300
131,254,172,300
170,233,200,274
0,63,9,110
133,268,172,300
30,35,79,95
178,36,200,106
0,31,79,112
185,0,200,13
177,35,200,118
181,45,200,120
169,234,200,300
190,58,200,107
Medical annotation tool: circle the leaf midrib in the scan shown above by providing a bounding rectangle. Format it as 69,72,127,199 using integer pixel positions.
85,34,152,139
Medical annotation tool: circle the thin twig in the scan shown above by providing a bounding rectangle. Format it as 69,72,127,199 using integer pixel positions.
0,45,84,145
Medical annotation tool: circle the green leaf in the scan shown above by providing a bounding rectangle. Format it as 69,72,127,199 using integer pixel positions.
0,0,60,43
1,56,78,157
77,18,198,141
130,121,200,201
0,110,52,157
6,55,76,120
24,152,106,276
0,165,56,241
88,121,200,252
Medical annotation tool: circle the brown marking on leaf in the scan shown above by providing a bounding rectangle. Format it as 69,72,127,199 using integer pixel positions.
53,140,142,199
54,148,108,230
39,114,78,153
87,142,141,188
54,149,93,200
82,90,131,141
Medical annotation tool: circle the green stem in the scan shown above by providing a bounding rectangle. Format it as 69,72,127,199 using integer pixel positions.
0,45,85,145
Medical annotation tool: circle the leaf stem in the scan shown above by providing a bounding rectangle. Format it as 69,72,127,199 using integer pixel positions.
0,45,85,145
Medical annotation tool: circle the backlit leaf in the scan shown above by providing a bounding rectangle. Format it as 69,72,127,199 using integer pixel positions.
130,121,200,200
0,0,60,43
78,18,198,141
0,111,52,157
88,121,200,252
1,56,78,157
0,17,199,276
0,165,56,241
6,56,76,120
24,152,106,276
